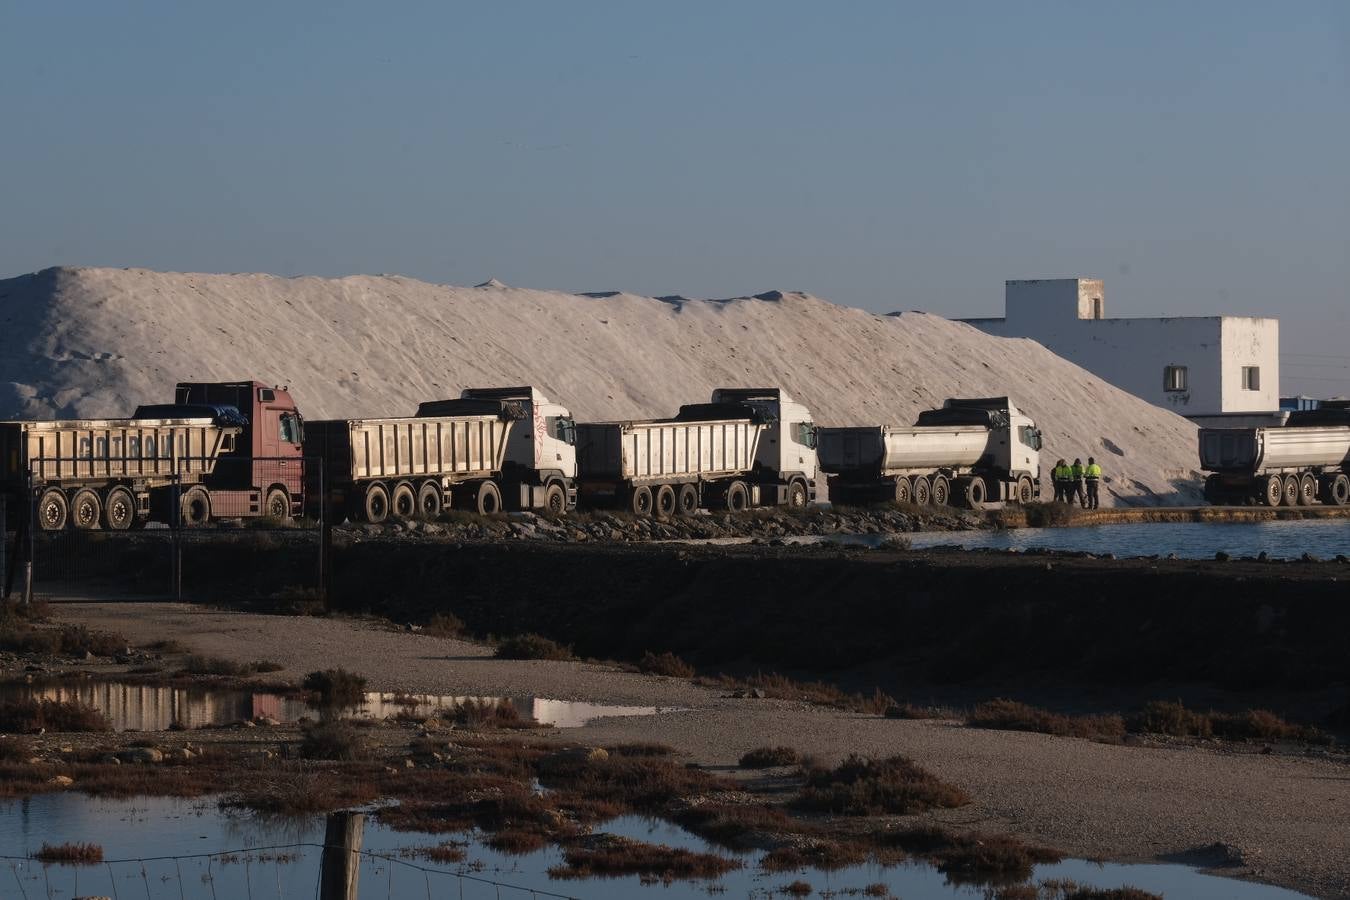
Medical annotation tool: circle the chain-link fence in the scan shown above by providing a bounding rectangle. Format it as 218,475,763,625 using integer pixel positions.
3,456,327,604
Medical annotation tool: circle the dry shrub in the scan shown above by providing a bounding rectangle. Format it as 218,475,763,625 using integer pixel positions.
969,699,1126,742
378,774,565,838
884,703,956,720
1041,882,1161,900
638,650,695,678
0,735,34,762
0,699,110,733
739,746,800,769
605,742,675,758
300,720,371,760
878,826,1061,886
408,842,466,864
487,828,550,854
423,613,466,638
0,623,125,657
302,668,368,706
779,881,813,897
762,840,867,872
673,803,804,850
1128,700,1329,744
144,638,188,654
494,633,572,661
224,770,378,816
450,698,533,728
712,672,895,714
180,655,281,676
794,755,970,816
34,842,103,864
548,836,740,881
539,753,736,811
863,886,889,898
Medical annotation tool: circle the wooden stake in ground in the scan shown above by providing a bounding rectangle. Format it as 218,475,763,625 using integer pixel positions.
320,810,365,900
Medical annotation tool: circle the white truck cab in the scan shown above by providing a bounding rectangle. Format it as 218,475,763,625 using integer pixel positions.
457,386,578,510
709,387,820,499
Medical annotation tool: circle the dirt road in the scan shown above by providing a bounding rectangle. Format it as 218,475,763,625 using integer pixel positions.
52,601,1349,899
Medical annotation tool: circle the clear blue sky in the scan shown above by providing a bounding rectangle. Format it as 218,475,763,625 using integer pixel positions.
2,1,1347,394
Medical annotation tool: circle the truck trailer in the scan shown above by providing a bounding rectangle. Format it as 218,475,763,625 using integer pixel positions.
817,397,1043,508
1199,402,1350,506
1,381,306,530
305,386,577,522
575,387,819,516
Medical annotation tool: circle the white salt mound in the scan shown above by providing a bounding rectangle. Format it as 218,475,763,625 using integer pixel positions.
0,267,1203,506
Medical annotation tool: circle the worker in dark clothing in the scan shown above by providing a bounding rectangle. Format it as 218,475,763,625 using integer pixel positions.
1052,458,1069,503
1084,457,1102,509
1070,458,1086,508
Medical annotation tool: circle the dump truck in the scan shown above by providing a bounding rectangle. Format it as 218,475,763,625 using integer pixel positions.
0,381,306,530
575,387,819,516
304,386,577,522
817,397,1043,508
1199,401,1350,506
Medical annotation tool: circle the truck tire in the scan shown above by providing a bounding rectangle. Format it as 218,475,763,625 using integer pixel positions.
654,484,676,519
628,484,653,516
103,486,136,530
391,482,417,519
676,483,699,515
1262,474,1283,507
1297,473,1317,506
1204,474,1225,505
910,476,931,506
930,475,950,507
359,483,390,524
544,483,567,516
1015,476,1035,505
71,488,102,530
725,481,749,512
787,479,808,509
265,487,291,522
893,477,912,504
961,477,987,510
180,487,211,527
472,480,502,516
415,482,442,519
1281,474,1300,507
38,488,69,531
1328,474,1350,506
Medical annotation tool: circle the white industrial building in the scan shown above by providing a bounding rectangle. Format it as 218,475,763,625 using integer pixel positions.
961,278,1279,422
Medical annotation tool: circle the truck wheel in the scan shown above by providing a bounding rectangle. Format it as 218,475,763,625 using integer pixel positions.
473,480,502,515
654,484,677,519
103,486,136,530
265,488,291,522
38,488,69,531
787,480,808,509
676,484,699,515
1262,474,1283,507
1329,474,1350,506
1016,476,1035,505
628,485,653,516
71,488,102,530
360,483,390,523
391,482,417,519
544,483,567,516
1281,474,1300,507
930,475,950,507
961,477,987,510
180,487,211,527
911,476,931,506
417,482,443,519
725,481,749,512
1297,473,1317,506
893,477,912,504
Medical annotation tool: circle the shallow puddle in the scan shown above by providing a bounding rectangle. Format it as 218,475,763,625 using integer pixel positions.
0,795,1314,899
0,680,668,731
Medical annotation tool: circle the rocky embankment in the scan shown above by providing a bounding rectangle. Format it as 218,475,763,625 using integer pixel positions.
334,505,986,544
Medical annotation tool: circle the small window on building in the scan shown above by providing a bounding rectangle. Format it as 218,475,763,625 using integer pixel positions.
1164,366,1188,392
1242,366,1261,391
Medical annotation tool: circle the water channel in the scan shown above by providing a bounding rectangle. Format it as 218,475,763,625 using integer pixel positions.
0,795,1314,900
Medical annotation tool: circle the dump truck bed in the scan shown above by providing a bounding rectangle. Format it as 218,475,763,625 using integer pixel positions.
0,417,235,485
305,415,514,484
576,418,764,483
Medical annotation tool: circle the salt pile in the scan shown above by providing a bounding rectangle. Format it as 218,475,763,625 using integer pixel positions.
0,267,1203,505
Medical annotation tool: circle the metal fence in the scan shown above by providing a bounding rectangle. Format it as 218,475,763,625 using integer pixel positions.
2,456,328,605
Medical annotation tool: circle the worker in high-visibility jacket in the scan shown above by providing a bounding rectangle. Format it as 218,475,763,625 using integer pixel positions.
1051,459,1070,503
1070,458,1086,508
1084,456,1103,509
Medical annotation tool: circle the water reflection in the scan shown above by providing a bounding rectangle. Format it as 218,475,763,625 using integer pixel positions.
0,680,667,731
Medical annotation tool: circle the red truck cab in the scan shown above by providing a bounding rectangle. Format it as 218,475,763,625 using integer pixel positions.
175,381,305,519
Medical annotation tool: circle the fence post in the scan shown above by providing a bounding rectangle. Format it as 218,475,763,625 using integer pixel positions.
0,493,7,600
319,457,332,609
319,810,364,900
24,475,35,608
172,470,182,601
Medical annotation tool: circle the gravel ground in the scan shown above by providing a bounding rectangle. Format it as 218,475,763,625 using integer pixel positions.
53,602,1350,900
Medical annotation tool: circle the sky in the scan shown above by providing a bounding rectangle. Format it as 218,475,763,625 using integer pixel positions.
1,1,1347,395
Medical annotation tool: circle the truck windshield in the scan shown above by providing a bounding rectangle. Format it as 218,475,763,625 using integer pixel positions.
1019,425,1042,450
279,413,304,445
